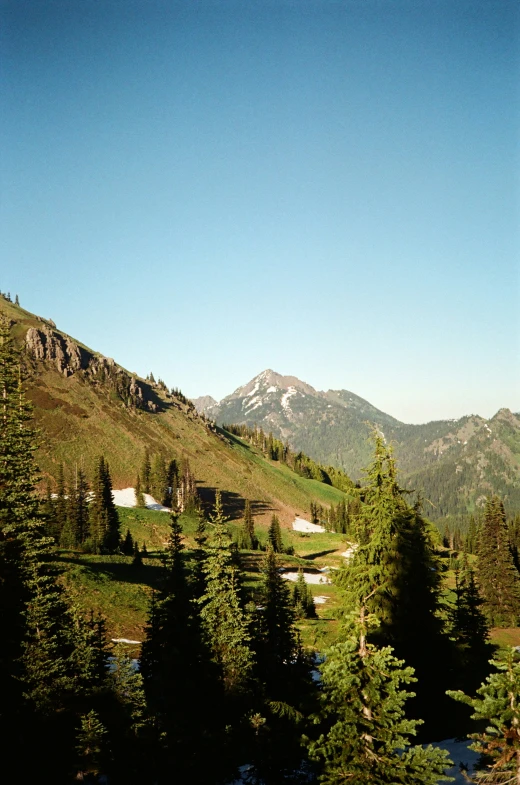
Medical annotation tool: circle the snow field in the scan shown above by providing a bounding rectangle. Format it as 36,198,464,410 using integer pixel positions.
111,487,170,512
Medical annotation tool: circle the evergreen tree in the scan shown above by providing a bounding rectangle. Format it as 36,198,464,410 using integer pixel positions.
122,528,134,556
448,648,520,783
14,294,19,306
293,570,317,619
477,495,520,626
239,499,258,550
132,540,143,567
464,515,478,554
54,461,67,540
150,453,168,505
62,468,90,548
268,513,283,553
308,609,453,784
90,456,120,553
135,473,146,508
141,450,151,494
450,555,492,693
335,434,456,735
198,490,254,694
141,511,217,783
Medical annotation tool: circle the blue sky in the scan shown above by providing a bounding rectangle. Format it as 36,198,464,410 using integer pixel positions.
1,0,518,423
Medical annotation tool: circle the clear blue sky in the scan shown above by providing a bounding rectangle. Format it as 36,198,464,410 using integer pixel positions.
1,0,519,423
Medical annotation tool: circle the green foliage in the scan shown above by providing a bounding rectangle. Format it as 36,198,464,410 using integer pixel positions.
477,495,520,627
198,491,254,693
90,456,120,554
268,513,283,553
293,570,317,619
238,498,258,550
448,648,520,783
308,626,453,784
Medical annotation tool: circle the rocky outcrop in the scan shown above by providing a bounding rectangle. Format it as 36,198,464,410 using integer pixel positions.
25,326,88,377
25,326,159,413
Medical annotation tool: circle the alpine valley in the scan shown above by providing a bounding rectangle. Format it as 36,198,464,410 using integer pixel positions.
193,369,520,519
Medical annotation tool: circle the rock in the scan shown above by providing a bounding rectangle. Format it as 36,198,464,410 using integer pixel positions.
25,326,88,376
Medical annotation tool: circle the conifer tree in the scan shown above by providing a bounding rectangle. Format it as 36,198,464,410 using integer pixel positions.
477,495,520,626
448,648,520,783
450,556,491,692
135,473,146,508
132,540,143,567
335,434,455,735
141,450,151,494
150,453,168,504
308,608,453,784
198,491,254,694
141,511,216,782
239,499,258,550
293,570,317,619
55,461,67,540
268,513,283,553
122,528,134,555
90,456,120,553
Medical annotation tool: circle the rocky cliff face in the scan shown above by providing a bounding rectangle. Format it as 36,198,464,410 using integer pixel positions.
25,326,158,412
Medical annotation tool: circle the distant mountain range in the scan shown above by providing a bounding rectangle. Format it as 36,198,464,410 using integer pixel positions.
193,369,520,519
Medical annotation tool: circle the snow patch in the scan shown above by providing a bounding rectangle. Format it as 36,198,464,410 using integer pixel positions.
313,595,329,604
293,517,326,533
245,395,261,409
245,382,260,398
281,386,298,412
111,638,141,645
111,488,170,512
266,386,278,393
282,571,331,585
342,542,359,560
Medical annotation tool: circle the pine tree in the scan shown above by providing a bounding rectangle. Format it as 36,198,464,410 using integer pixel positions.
198,491,254,694
477,495,520,626
75,710,109,779
308,609,453,784
122,528,134,556
450,555,492,693
268,513,283,553
132,540,143,567
135,473,146,508
141,511,216,782
448,648,520,783
141,450,151,494
293,570,317,619
239,499,258,550
14,294,19,306
54,461,67,540
150,453,168,505
90,456,120,553
335,434,455,735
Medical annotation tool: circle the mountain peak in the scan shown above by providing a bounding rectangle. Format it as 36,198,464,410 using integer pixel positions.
230,369,317,399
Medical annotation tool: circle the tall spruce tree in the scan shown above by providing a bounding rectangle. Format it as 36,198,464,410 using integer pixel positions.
477,495,520,626
135,473,146,508
239,499,258,550
198,490,254,694
90,456,120,553
268,513,283,553
335,434,456,735
141,450,151,494
141,511,219,783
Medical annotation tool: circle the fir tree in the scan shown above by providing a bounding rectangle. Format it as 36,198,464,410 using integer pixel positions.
198,490,254,694
135,473,146,508
132,541,143,567
14,294,19,306
239,499,258,550
150,453,168,505
477,495,520,626
448,648,520,783
268,513,283,553
141,511,216,782
122,528,134,556
335,434,456,735
75,710,109,779
141,450,151,494
90,456,120,553
54,461,67,540
308,608,453,784
293,570,317,619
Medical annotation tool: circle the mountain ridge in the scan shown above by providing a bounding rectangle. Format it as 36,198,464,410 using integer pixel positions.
194,369,520,518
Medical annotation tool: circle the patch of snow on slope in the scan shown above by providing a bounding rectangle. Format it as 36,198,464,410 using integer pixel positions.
247,400,264,413
266,386,278,393
342,542,359,560
282,571,331,585
293,517,326,533
245,395,261,409
245,382,260,397
111,488,170,512
281,386,298,412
